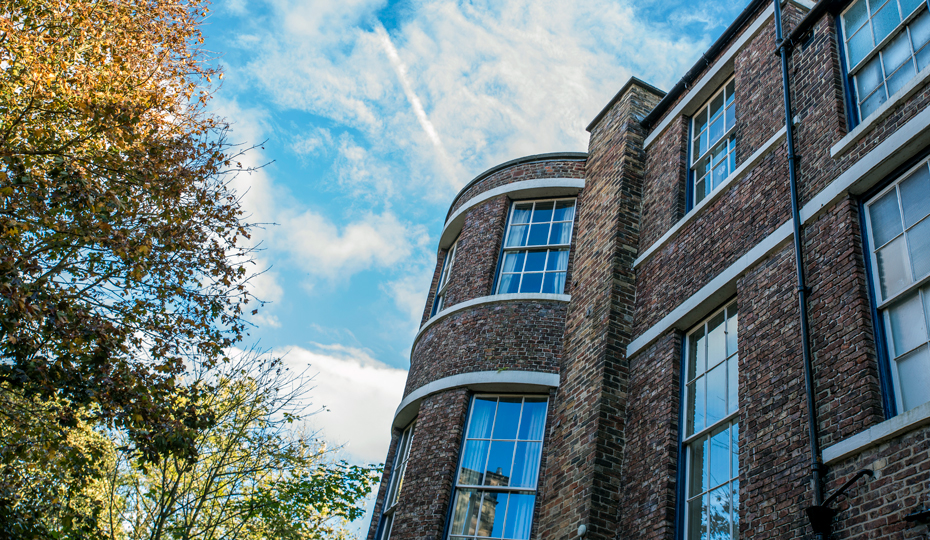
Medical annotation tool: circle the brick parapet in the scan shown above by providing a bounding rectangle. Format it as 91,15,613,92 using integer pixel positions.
447,158,586,217
406,300,566,398
537,80,661,540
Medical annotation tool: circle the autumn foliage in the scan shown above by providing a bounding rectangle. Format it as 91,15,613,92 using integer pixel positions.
0,0,251,448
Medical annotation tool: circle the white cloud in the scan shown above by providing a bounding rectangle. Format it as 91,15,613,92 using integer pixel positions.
380,264,435,329
279,210,429,280
278,343,408,463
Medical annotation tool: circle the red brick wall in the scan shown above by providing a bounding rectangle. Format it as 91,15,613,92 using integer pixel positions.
406,300,566,397
442,195,509,308
537,81,662,540
640,116,688,251
617,331,683,540
385,389,470,540
829,425,930,539
737,245,812,539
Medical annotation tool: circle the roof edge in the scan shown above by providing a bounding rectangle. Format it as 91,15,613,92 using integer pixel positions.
586,76,667,133
786,0,845,50
446,152,588,219
640,0,769,130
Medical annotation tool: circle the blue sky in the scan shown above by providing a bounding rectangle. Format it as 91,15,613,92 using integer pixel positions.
202,0,749,530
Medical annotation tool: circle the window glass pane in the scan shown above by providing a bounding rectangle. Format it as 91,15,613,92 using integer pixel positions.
485,441,515,486
706,362,727,426
546,250,569,271
527,223,550,246
470,398,498,439
502,252,525,274
554,200,575,221
524,251,547,272
694,109,708,139
708,483,732,540
884,30,914,72
858,54,886,95
907,216,930,278
689,377,706,435
519,398,547,440
459,440,491,485
506,225,528,247
709,115,725,147
709,92,725,122
911,9,930,51
726,306,739,355
844,0,870,34
917,43,930,70
510,442,542,488
694,134,706,163
519,272,543,293
728,355,739,415
886,58,916,95
451,488,480,535
861,84,888,117
707,312,727,367
877,235,912,298
901,0,924,16
731,423,740,479
689,326,707,380
379,513,393,540
888,291,928,356
542,272,565,294
732,479,740,540
725,81,735,105
897,345,930,410
900,165,930,227
499,274,520,294
493,398,522,439
531,201,554,223
512,204,532,224
873,0,903,43
869,189,904,247
695,178,707,205
688,495,708,540
689,436,708,497
725,102,735,132
848,25,875,66
709,426,730,488
477,491,500,537
549,222,571,244
502,493,535,540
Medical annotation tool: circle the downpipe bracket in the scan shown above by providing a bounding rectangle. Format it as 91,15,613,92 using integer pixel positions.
805,469,874,537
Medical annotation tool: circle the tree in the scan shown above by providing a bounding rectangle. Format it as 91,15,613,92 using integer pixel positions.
100,352,381,540
0,0,255,463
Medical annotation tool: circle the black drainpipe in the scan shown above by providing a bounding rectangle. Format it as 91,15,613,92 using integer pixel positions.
772,0,827,537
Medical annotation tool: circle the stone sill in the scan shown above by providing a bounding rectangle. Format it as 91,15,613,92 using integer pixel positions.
823,400,930,465
831,66,930,158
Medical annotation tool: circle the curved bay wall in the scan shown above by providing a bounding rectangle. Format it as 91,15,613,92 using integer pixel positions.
411,154,587,401
406,298,567,397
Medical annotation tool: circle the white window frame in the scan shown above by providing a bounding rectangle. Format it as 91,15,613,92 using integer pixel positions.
690,77,737,208
377,421,416,540
863,155,930,413
682,301,739,540
433,239,459,316
495,198,575,295
447,394,548,540
840,0,930,121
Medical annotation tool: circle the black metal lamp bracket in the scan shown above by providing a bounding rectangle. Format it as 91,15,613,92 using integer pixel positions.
805,469,874,537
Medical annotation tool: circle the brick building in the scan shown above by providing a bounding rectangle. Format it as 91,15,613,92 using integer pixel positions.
368,0,930,538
